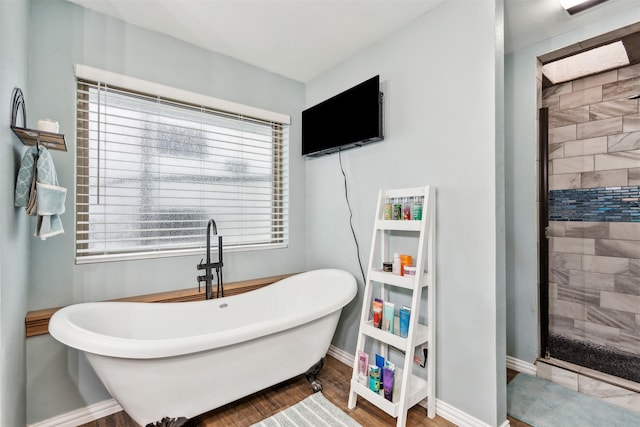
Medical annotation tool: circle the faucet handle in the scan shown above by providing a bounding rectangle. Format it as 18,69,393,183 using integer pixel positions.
196,273,206,293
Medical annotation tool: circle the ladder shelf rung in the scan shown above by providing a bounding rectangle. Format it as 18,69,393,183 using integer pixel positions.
350,379,397,417
368,270,428,290
381,187,427,199
349,370,429,418
361,320,430,349
375,219,422,232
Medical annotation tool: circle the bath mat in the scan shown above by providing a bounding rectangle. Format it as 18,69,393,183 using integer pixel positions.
251,392,361,427
507,373,640,427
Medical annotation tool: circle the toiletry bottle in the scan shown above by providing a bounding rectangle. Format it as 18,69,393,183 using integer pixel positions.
392,198,402,220
392,253,401,275
399,254,412,276
358,351,369,382
413,196,423,220
372,299,383,328
399,306,411,338
383,366,395,402
384,197,392,220
369,365,380,392
402,197,412,220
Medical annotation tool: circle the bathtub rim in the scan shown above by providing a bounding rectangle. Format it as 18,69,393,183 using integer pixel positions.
49,268,357,359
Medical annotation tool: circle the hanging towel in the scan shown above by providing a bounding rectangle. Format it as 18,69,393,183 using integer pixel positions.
15,145,67,239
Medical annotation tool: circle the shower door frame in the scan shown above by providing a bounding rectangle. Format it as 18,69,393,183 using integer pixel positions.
538,107,550,359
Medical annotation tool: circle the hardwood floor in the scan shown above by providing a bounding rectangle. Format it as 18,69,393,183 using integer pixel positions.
80,356,530,427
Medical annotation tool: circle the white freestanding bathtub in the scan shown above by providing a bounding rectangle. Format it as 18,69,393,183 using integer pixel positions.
49,269,357,426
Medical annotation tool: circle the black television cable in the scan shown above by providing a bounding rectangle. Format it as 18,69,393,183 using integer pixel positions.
338,149,366,286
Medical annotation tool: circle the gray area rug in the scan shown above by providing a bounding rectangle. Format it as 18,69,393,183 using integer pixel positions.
251,393,361,427
508,373,640,427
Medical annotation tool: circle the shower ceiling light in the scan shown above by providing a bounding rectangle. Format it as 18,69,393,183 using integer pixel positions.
560,0,609,15
542,41,629,84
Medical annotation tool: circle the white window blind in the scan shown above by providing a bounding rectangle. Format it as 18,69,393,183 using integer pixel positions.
76,80,289,262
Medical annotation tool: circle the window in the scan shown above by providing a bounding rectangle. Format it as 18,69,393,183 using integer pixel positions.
75,72,289,262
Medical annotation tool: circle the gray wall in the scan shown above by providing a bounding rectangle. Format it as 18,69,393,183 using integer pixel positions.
0,1,31,426
25,0,306,423
505,6,640,365
305,1,506,425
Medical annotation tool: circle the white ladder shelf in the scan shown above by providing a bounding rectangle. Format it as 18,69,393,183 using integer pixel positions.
348,185,436,426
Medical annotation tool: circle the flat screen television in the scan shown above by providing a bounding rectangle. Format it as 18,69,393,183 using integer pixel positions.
302,75,383,157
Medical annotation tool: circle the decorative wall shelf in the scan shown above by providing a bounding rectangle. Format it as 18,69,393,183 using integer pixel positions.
11,126,67,152
10,88,67,152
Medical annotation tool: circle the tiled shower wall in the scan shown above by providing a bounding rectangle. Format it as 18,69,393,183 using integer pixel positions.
543,63,640,379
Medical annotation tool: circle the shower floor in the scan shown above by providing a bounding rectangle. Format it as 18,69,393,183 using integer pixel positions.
549,334,640,384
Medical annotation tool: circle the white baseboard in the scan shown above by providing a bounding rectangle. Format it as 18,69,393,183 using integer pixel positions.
436,398,510,427
506,355,537,376
327,344,355,366
27,399,122,427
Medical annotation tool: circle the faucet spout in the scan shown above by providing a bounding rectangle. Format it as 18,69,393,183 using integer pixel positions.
206,219,217,264
208,218,217,235
197,219,224,300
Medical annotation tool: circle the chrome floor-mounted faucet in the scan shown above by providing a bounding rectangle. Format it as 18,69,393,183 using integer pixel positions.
197,219,224,299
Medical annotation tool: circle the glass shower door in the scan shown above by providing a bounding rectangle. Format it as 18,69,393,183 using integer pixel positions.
542,76,640,383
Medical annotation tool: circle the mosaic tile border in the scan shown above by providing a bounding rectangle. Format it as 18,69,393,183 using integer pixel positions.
548,334,640,384
550,186,640,222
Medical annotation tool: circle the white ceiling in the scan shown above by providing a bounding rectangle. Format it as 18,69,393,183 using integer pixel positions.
66,0,640,83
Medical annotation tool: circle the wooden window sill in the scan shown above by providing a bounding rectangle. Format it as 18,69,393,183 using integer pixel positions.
25,273,296,338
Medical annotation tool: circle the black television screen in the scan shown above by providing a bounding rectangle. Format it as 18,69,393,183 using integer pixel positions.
302,75,383,157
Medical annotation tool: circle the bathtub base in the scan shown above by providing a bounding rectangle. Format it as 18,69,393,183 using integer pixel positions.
305,357,325,393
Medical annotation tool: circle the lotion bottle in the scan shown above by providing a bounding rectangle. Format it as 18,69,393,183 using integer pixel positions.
392,253,401,275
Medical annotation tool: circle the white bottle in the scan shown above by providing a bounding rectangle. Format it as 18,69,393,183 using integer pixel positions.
392,253,401,275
